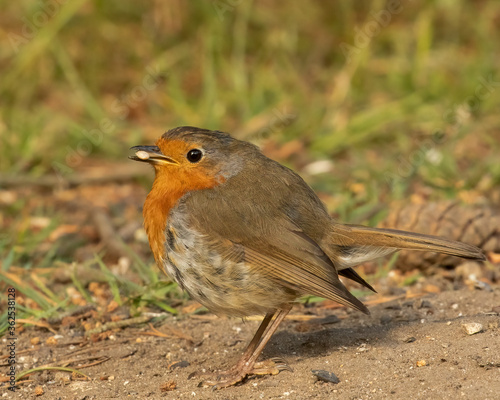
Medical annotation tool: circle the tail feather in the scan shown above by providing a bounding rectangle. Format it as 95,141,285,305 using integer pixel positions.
339,267,377,292
325,224,485,270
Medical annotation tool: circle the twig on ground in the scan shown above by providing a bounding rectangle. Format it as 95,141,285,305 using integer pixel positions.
0,165,148,189
85,315,152,336
142,323,195,344
48,304,97,325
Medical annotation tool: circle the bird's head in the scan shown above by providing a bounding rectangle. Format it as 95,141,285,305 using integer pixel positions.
130,126,254,194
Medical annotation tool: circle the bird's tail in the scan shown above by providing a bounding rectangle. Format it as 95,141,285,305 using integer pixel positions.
324,224,485,270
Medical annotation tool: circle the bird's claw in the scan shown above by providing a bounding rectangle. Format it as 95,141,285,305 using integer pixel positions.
199,357,292,389
251,357,293,375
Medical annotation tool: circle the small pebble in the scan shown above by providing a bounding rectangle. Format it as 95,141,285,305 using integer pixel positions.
462,322,483,335
474,280,492,291
168,360,190,370
416,360,427,367
418,300,433,309
136,150,150,160
404,337,416,343
312,369,340,384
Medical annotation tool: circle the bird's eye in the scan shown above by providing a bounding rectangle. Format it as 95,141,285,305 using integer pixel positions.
186,149,203,163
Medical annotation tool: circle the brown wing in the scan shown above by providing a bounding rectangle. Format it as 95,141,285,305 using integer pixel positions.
187,205,369,314
242,242,369,314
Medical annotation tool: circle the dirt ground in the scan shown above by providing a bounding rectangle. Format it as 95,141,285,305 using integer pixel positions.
4,287,500,400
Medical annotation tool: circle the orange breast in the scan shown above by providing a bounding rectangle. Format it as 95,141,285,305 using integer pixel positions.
143,164,225,264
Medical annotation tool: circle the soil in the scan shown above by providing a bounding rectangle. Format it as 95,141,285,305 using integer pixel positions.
2,180,499,399
4,287,500,400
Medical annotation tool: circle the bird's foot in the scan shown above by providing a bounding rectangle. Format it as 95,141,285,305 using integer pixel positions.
251,357,293,376
200,357,292,389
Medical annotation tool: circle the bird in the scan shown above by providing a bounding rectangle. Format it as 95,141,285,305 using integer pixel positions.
130,126,485,388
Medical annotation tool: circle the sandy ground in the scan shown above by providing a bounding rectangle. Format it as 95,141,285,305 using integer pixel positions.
3,287,499,400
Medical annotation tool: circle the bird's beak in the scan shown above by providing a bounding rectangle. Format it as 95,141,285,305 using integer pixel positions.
129,145,179,165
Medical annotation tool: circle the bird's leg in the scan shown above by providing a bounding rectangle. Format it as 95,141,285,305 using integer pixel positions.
202,304,293,388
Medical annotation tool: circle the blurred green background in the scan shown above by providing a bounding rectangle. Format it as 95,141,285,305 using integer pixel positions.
0,1,499,324
2,1,499,190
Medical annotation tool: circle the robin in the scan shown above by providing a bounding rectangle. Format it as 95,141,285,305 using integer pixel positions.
131,126,485,388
